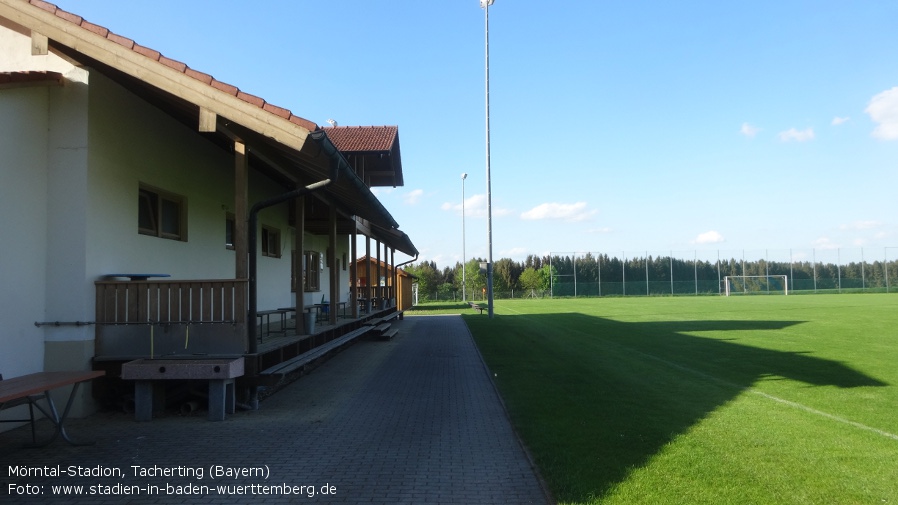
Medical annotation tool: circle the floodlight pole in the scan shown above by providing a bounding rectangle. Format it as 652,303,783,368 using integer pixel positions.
461,172,467,302
482,0,495,318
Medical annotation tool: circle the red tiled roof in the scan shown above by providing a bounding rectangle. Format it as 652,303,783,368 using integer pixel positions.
23,0,318,131
0,70,63,84
323,125,398,152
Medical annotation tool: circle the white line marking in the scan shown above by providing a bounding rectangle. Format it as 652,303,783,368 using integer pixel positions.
749,390,898,441
623,339,898,442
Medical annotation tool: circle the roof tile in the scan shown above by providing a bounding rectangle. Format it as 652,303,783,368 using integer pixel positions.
237,91,264,108
210,79,239,96
159,55,187,72
132,43,161,61
289,115,318,131
184,67,213,85
79,20,108,37
324,126,398,152
29,0,57,14
54,8,82,25
263,102,291,119
107,32,135,49
0,70,63,84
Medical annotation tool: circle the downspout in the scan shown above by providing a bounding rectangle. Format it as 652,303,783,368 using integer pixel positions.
396,254,418,269
395,254,418,311
245,130,346,409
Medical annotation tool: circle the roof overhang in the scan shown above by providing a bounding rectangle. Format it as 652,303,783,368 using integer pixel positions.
0,0,409,232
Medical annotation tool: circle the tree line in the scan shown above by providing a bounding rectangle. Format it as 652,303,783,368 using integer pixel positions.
405,253,898,301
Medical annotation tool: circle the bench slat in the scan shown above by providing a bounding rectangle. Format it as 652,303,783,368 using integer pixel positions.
0,371,104,404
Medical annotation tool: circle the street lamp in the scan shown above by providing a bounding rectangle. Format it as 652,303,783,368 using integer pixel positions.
461,173,467,302
481,0,495,317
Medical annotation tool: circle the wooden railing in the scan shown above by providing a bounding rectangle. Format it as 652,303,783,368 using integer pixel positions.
94,279,249,358
95,279,247,325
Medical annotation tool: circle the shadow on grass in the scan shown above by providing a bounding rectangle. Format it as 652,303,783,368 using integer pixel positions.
464,312,887,503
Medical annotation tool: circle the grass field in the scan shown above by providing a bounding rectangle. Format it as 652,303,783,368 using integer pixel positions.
416,294,898,504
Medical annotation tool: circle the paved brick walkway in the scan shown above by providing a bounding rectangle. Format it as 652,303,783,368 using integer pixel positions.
1,315,550,504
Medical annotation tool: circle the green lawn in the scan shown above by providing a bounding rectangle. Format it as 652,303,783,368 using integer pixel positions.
453,294,898,504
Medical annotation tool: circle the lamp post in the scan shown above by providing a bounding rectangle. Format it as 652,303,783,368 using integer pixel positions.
480,0,495,318
461,172,467,302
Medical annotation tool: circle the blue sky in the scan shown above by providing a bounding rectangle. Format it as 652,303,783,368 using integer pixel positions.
65,1,898,267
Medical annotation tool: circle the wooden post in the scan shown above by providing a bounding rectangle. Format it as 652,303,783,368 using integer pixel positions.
294,195,304,303
329,204,338,325
391,247,397,308
351,222,358,318
365,237,372,313
234,141,248,324
375,240,382,309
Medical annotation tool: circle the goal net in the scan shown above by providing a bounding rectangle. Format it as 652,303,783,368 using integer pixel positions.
723,275,788,296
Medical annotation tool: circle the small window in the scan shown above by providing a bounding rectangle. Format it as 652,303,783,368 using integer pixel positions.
303,250,320,292
261,225,281,258
139,185,186,241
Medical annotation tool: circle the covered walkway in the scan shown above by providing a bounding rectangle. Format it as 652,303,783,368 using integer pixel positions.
0,315,550,504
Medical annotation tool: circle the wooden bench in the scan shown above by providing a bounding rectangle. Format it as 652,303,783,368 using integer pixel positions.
470,303,486,314
0,370,105,446
260,325,373,378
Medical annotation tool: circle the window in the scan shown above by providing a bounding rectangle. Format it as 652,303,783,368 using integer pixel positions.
139,185,186,241
303,250,320,292
261,225,281,258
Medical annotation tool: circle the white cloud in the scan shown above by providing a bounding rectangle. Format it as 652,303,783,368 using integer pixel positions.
740,122,761,138
778,128,815,142
520,202,597,222
404,189,424,205
813,237,840,250
502,247,530,259
866,87,898,140
831,116,850,126
441,194,512,218
692,230,725,244
839,220,880,231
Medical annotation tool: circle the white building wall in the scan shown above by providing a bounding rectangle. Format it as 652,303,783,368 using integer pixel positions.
0,85,49,378
0,8,86,378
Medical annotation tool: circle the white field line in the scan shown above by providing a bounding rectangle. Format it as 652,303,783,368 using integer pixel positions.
493,303,898,442
636,347,898,442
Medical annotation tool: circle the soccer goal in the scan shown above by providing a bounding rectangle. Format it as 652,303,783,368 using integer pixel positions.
723,275,788,296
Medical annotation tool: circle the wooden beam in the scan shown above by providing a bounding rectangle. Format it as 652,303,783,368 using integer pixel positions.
198,107,216,132
31,31,48,55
